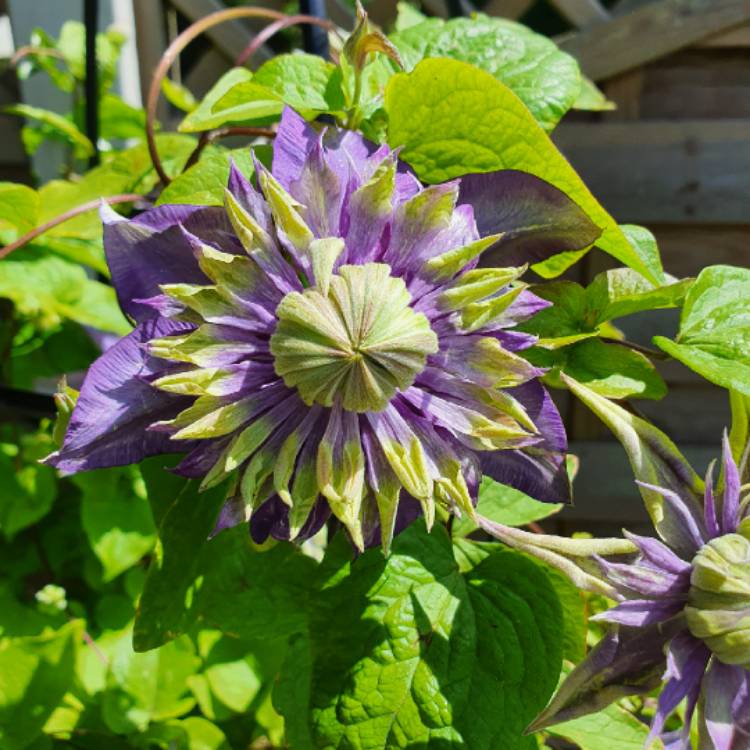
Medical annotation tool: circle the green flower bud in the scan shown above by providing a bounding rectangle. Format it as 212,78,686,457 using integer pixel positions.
35,583,67,615
686,526,750,668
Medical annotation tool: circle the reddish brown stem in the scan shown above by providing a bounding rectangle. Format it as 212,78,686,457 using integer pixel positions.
234,14,338,67
11,45,66,67
0,194,142,260
182,126,276,172
146,7,291,187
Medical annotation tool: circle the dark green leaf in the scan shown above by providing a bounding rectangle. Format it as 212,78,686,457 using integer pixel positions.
553,338,667,400
0,449,57,541
133,481,227,652
276,522,562,748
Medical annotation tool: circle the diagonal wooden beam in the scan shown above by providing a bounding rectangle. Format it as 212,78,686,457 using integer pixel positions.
558,0,750,81
168,0,276,62
547,0,609,28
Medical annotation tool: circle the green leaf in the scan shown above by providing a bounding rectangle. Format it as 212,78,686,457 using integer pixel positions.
162,78,199,113
178,69,279,133
101,628,199,734
0,451,57,541
276,522,562,749
253,53,345,113
573,76,616,112
97,93,147,141
385,59,656,283
31,135,195,273
0,620,82,750
453,476,562,537
75,468,157,582
654,264,750,396
544,571,587,664
0,183,39,235
391,15,581,131
5,104,94,158
56,20,124,90
586,267,691,324
521,281,597,348
548,693,657,749
0,249,130,334
133,481,227,652
542,338,667,400
157,147,256,207
190,527,317,642
394,1,428,30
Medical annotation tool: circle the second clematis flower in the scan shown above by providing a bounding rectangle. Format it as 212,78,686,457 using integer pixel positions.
531,378,750,750
45,108,600,552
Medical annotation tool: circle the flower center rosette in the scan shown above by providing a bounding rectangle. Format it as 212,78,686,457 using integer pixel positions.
46,108,600,552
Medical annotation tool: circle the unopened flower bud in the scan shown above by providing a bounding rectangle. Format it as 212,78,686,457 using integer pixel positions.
686,528,750,668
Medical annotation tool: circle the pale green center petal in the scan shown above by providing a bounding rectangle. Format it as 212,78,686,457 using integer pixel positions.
685,521,750,668
270,262,438,413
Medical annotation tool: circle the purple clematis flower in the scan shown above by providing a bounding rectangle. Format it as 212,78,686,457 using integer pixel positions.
45,108,600,552
530,391,750,749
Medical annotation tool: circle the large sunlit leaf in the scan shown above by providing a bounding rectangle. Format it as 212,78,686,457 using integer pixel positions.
276,523,562,749
385,59,657,282
391,15,581,131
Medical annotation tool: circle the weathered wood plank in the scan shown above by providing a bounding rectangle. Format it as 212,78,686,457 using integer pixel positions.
639,50,750,120
548,0,609,28
553,120,750,223
483,0,535,20
558,0,750,81
168,0,276,63
557,441,717,525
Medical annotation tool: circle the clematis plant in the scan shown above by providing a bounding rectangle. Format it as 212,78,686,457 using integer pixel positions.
45,107,599,553
528,378,750,750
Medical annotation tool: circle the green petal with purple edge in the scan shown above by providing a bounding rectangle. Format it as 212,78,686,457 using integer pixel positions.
223,188,275,254
438,266,526,309
562,374,705,558
425,233,505,281
257,166,314,251
317,408,366,549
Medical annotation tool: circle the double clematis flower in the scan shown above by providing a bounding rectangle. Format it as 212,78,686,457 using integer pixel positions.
46,108,599,551
532,379,750,750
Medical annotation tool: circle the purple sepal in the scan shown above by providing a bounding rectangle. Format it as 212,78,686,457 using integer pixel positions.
720,431,741,534
45,318,195,474
249,494,330,544
480,381,571,505
528,618,683,732
457,170,602,268
647,633,710,748
700,660,750,750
